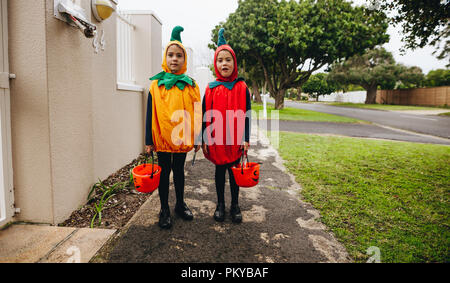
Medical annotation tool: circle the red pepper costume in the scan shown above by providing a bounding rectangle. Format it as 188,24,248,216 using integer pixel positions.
203,30,250,165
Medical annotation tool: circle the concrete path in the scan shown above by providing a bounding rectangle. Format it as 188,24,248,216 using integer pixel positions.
0,223,115,263
97,127,351,263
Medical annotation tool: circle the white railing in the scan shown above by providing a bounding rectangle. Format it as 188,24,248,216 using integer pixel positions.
116,11,137,88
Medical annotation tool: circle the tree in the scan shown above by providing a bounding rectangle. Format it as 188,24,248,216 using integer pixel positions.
371,0,450,66
379,65,424,90
209,0,389,109
396,66,424,89
328,47,424,103
241,58,265,103
424,69,450,87
302,73,337,101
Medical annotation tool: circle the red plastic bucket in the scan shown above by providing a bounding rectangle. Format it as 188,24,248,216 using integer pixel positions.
132,153,161,193
231,151,260,188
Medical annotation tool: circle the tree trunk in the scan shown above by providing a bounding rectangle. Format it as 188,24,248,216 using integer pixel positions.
252,81,262,103
274,90,286,110
365,86,378,104
296,87,302,101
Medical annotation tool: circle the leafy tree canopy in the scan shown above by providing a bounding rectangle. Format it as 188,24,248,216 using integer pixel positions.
424,69,450,87
328,47,424,103
370,0,450,66
210,0,389,109
302,73,337,101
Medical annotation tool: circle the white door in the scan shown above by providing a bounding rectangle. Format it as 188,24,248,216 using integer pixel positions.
0,0,14,227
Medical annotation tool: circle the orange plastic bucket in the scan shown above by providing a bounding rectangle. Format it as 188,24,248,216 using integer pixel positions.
231,151,260,188
132,153,161,193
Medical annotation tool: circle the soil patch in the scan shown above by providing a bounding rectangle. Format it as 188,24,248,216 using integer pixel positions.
59,154,154,230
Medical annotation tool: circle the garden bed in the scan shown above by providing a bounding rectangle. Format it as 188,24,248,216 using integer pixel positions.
59,153,153,230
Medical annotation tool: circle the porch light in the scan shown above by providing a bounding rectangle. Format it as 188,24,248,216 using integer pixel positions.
92,0,118,22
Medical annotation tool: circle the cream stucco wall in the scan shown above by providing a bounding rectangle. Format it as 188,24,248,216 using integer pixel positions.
123,11,163,152
9,0,161,224
9,0,54,223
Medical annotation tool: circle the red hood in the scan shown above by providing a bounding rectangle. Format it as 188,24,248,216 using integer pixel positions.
214,44,238,82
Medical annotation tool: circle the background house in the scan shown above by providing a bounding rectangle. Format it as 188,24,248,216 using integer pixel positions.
0,0,162,226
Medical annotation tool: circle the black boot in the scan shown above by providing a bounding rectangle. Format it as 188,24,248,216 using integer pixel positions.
158,208,172,229
230,204,242,224
175,202,194,221
214,203,225,222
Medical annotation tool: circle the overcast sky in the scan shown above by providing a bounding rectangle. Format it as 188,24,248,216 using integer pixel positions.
117,0,448,74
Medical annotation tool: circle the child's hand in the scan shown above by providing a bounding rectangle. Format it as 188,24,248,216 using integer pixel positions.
195,145,201,152
145,145,155,153
241,142,249,152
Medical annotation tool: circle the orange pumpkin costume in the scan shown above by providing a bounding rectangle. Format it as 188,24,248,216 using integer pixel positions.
145,30,201,153
145,26,200,229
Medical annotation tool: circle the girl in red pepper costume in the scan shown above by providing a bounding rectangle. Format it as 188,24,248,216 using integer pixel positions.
197,28,251,223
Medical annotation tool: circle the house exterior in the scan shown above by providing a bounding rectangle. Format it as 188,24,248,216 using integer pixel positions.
0,0,162,226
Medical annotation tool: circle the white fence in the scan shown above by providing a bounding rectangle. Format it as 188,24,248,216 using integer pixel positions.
116,12,136,86
312,91,367,103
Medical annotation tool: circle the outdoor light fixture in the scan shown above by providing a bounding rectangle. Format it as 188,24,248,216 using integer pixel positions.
55,0,97,38
92,0,118,22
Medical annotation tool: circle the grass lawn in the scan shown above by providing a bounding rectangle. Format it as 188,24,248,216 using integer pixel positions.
327,102,449,111
271,131,450,263
438,112,450,116
252,103,368,123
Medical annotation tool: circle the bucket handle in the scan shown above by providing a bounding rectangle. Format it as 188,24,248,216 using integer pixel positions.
240,148,250,175
144,151,156,179
151,151,155,179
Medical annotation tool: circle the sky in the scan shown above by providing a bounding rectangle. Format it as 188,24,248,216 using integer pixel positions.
117,0,448,74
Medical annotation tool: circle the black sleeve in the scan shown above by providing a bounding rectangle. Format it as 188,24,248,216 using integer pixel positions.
245,88,251,143
145,91,154,146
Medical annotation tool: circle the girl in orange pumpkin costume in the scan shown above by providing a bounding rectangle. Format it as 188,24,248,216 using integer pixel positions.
145,26,201,229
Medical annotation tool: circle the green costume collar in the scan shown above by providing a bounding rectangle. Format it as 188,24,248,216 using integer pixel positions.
209,77,245,90
150,71,194,90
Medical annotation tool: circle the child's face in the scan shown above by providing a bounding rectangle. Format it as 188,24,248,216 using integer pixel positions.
216,50,234,78
166,44,185,73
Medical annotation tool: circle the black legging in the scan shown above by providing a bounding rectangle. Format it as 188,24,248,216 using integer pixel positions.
157,152,187,210
215,159,240,206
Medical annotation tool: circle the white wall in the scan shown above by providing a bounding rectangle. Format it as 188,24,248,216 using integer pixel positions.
9,1,162,224
313,91,367,103
194,66,214,98
185,47,194,78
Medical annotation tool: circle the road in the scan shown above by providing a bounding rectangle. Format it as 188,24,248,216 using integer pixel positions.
267,120,450,145
267,99,450,139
